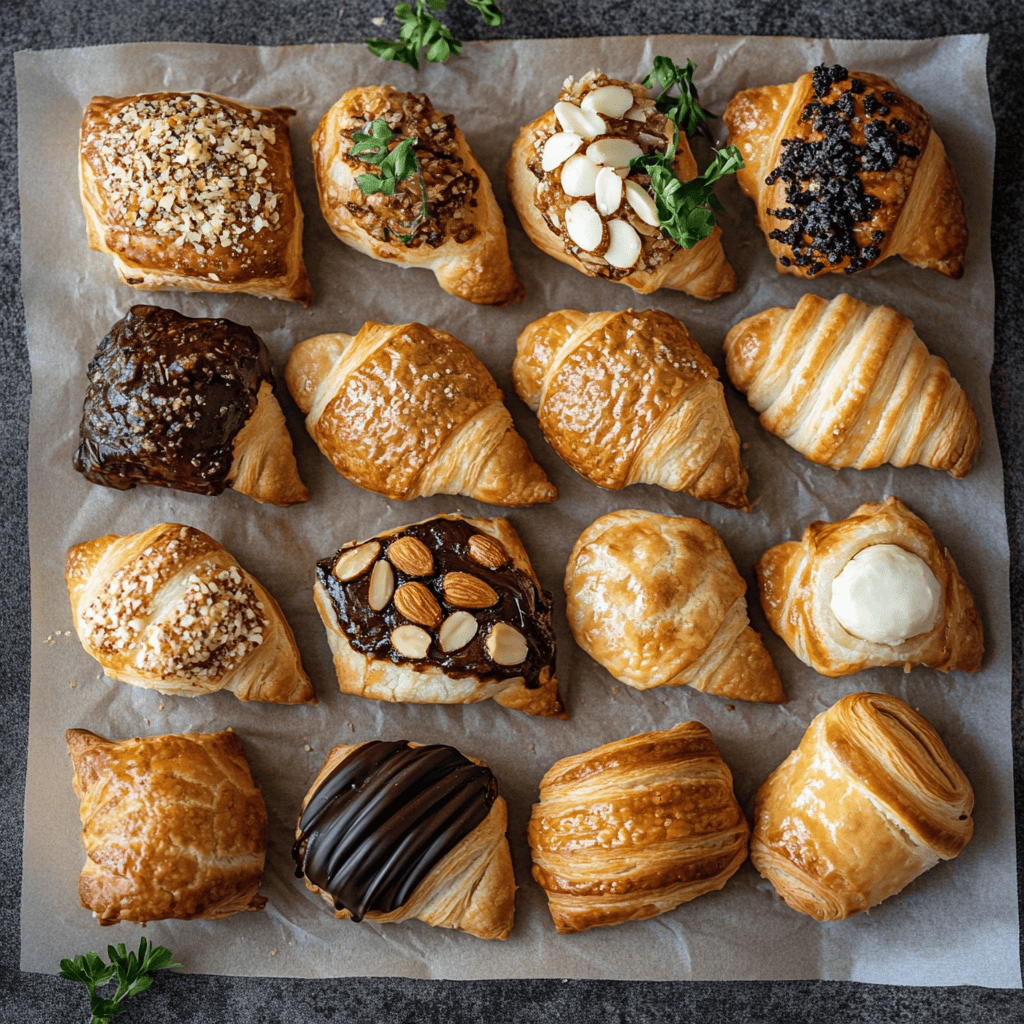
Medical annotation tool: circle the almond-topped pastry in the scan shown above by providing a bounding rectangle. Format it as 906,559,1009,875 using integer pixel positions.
312,85,523,305
507,70,736,299
313,514,562,717
79,91,311,303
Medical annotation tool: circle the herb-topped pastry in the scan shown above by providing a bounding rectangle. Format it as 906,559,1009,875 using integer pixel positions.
724,64,967,278
311,85,523,305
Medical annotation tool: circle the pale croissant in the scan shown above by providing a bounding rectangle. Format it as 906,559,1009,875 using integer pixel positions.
286,321,556,506
724,293,980,477
66,522,315,704
513,308,749,509
724,64,967,278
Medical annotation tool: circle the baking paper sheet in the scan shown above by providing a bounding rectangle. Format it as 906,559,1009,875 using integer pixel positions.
15,34,1019,985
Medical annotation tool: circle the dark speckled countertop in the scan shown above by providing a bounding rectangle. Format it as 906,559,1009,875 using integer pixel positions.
2,2,1021,1021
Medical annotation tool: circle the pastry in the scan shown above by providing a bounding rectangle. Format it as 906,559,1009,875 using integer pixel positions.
507,70,736,299
528,722,749,933
293,739,515,939
66,727,268,925
512,308,750,509
285,321,555,506
313,514,562,717
751,691,974,921
756,495,983,676
565,510,784,703
311,85,523,305
724,63,967,278
723,293,981,478
79,91,311,303
74,305,309,506
66,522,316,704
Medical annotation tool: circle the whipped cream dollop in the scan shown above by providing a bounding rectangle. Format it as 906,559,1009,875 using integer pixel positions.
829,543,942,646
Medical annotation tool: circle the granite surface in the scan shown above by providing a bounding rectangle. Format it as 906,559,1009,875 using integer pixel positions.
2,1,1022,1021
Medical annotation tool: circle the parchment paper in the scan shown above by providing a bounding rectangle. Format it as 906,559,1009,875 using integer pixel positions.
15,34,1019,986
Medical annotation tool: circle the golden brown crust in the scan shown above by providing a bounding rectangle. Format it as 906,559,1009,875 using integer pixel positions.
513,308,749,509
285,322,555,506
750,692,974,921
312,85,523,305
528,722,749,933
66,727,268,925
724,293,981,477
79,92,311,304
756,496,983,676
565,510,784,703
65,522,316,704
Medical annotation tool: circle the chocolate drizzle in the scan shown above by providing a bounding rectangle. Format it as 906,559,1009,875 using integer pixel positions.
73,305,273,495
292,740,497,921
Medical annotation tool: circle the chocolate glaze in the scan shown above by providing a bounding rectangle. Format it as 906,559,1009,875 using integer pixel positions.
316,517,556,689
292,740,497,920
73,305,273,494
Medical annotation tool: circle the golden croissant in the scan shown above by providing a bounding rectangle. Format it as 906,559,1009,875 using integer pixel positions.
724,64,967,278
513,308,749,509
724,293,980,477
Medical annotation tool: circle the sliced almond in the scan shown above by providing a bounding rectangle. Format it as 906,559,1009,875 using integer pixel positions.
387,535,434,577
391,624,431,659
541,131,583,172
438,611,479,653
581,85,635,118
393,582,442,629
468,533,510,569
565,200,604,252
368,559,394,611
605,219,642,269
586,138,644,168
624,179,661,227
332,541,380,582
594,166,624,216
554,101,606,140
443,572,498,609
485,622,528,666
560,153,598,197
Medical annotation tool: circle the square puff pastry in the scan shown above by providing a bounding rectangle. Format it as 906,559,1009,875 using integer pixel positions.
66,728,268,925
80,91,311,304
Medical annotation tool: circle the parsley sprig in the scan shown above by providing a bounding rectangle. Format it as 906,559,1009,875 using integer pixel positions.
643,56,717,142
368,0,505,69
59,938,181,1024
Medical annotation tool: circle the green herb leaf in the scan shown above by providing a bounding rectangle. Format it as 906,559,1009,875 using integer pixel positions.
642,56,716,141
368,0,502,67
466,0,505,26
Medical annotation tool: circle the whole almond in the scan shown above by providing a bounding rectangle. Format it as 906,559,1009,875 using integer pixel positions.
394,582,442,629
368,559,394,611
468,533,510,569
391,624,431,659
332,540,380,582
485,622,528,666
438,611,479,652
443,572,498,609
387,535,434,577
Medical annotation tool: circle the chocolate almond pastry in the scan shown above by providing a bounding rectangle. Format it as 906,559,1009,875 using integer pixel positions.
74,305,308,506
314,514,563,717
293,740,514,939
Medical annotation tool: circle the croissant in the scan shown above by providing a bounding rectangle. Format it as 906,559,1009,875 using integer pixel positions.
756,495,983,677
565,510,784,703
66,522,316,704
313,513,562,718
74,305,309,506
528,722,749,933
66,727,268,924
513,308,749,509
507,70,736,299
312,85,523,305
724,64,967,278
751,691,974,921
293,739,515,939
723,293,981,478
80,91,311,304
285,321,555,506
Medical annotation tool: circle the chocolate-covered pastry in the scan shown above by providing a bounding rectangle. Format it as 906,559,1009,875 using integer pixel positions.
74,305,308,506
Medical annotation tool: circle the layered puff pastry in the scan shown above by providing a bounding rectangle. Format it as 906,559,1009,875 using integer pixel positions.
293,739,515,939
724,64,967,278
313,514,562,717
751,692,974,921
565,510,784,703
528,722,749,933
80,91,311,304
74,305,309,506
507,71,736,299
312,86,523,305
66,522,316,704
723,293,980,478
66,727,268,925
756,496,983,677
513,308,750,509
285,321,555,506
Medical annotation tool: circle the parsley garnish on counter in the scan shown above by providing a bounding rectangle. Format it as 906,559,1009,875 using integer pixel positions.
367,0,505,69
59,938,181,1023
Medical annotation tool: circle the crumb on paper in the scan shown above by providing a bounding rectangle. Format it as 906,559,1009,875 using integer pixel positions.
528,743,535,753
46,635,53,644
304,743,312,752
612,686,620,695
726,704,735,711
269,949,277,957
158,703,164,710
69,681,76,689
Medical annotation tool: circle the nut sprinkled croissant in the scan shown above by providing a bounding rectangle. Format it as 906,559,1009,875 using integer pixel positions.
724,293,980,477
